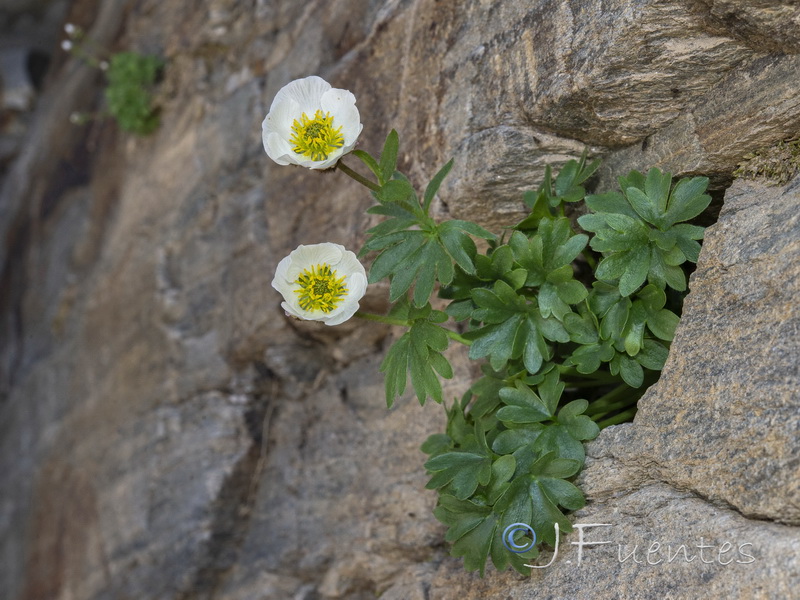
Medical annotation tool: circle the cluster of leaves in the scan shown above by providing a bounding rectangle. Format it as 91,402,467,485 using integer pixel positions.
355,132,711,575
104,52,163,135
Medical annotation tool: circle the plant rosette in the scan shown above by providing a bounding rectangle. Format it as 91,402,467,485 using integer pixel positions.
263,76,712,577
271,243,367,326
262,76,363,169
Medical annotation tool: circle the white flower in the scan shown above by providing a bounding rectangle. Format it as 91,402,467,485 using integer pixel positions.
262,75,362,170
64,23,77,35
61,40,73,51
271,243,367,326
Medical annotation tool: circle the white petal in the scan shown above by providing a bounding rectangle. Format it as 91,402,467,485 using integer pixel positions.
264,132,297,166
339,123,364,155
323,300,360,326
271,255,293,289
302,148,344,170
272,254,291,281
271,75,331,116
334,250,367,277
321,287,362,325
263,97,299,138
345,272,367,302
271,274,296,302
284,243,345,281
320,89,362,143
280,300,303,320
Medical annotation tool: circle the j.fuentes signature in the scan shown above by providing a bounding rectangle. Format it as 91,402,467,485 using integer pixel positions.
502,523,756,568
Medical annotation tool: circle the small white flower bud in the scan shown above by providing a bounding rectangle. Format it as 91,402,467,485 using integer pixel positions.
64,23,76,35
61,40,73,51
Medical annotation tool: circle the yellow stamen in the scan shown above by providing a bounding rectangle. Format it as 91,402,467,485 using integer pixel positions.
289,110,345,161
294,263,348,313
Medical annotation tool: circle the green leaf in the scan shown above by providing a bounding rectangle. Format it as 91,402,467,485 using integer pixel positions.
529,480,573,547
365,202,416,219
557,280,589,305
439,227,477,274
388,242,427,300
379,129,399,184
664,176,711,226
538,477,585,511
553,234,589,267
519,317,548,374
451,513,497,575
491,454,517,484
352,149,382,181
557,400,600,441
445,299,474,321
491,427,543,454
434,494,489,540
647,308,679,341
367,232,426,283
377,178,416,205
497,381,552,424
425,451,492,500
380,315,454,406
599,296,630,341
612,354,644,387
564,312,599,344
421,433,452,456
468,317,517,362
533,425,585,463
365,217,418,237
412,244,439,307
596,252,629,281
584,191,639,220
635,339,669,370
441,219,496,241
567,342,615,374
424,159,454,212
538,283,570,320
644,167,673,215
379,334,410,406
550,154,600,203
625,187,658,225
623,301,647,356
672,223,705,240
675,236,702,263
537,370,565,415
618,243,650,297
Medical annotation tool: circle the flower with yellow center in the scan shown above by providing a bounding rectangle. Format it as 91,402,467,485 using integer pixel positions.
271,243,367,325
262,76,362,170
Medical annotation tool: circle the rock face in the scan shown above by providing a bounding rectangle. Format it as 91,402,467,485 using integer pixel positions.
1,1,798,599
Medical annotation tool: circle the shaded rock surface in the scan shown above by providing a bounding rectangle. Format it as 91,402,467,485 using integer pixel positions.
1,1,798,599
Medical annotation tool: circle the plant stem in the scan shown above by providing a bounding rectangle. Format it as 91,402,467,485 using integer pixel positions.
557,365,620,383
337,160,381,192
354,311,409,327
585,384,636,416
589,398,639,421
597,407,637,429
443,329,472,346
561,379,617,389
581,248,597,269
354,311,472,346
